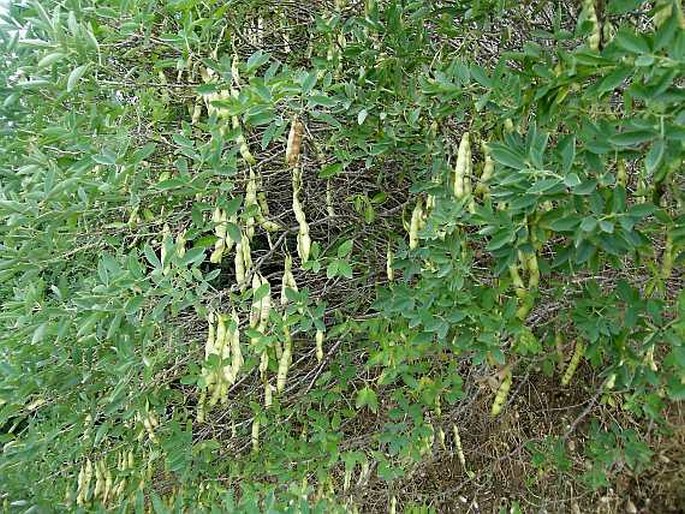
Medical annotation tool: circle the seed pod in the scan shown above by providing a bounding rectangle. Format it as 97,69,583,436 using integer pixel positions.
281,254,298,305
230,309,243,380
503,118,515,133
491,368,512,417
437,427,446,450
315,329,324,362
452,424,466,469
276,328,293,393
232,114,256,165
264,380,273,407
245,169,258,240
386,244,394,281
205,313,216,359
508,264,526,300
285,116,305,166
292,167,312,263
103,467,112,503
408,197,424,250
453,133,471,199
475,145,495,198
584,0,601,51
93,461,104,499
234,238,246,287
259,350,269,379
250,274,262,328
251,418,260,452
561,341,585,386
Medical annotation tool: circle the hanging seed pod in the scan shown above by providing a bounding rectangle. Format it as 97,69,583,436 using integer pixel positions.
437,426,446,450
408,197,424,250
452,424,467,469
584,0,601,51
453,133,471,199
277,328,293,393
508,264,526,300
102,467,112,503
259,350,269,379
210,208,229,263
242,234,253,277
234,237,246,288
245,168,258,240
251,418,260,452
230,309,243,379
491,368,512,417
285,116,305,166
250,274,262,328
526,252,540,289
232,113,256,165
264,380,273,407
292,167,312,263
475,142,495,197
281,254,298,305
561,341,585,386
315,329,324,362
386,243,394,281
93,461,104,499
205,312,216,359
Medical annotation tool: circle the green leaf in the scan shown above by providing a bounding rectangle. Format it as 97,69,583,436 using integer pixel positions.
357,109,369,125
489,144,526,170
319,163,343,178
253,282,270,302
66,63,89,93
337,240,354,258
355,386,378,413
182,247,206,267
38,52,66,68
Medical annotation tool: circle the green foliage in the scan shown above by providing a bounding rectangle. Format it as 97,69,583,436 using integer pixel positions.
1,0,683,511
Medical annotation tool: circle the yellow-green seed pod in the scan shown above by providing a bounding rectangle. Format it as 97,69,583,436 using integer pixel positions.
281,254,298,305
508,264,526,300
408,197,424,250
453,132,471,199
386,244,394,281
491,369,512,417
503,118,515,133
250,274,262,328
230,309,243,379
438,426,446,450
259,350,269,379
584,0,601,51
234,238,246,287
561,341,585,386
452,424,466,468
251,418,260,452
264,380,273,407
277,328,293,393
245,168,258,240
315,329,324,362
475,144,495,197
